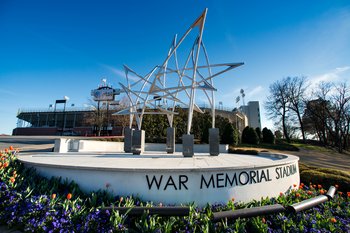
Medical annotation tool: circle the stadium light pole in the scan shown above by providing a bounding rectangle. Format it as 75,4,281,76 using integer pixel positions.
62,96,69,135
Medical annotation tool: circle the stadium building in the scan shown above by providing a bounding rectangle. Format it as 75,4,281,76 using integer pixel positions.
12,80,252,136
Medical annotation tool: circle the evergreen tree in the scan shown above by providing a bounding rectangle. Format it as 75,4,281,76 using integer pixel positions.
255,127,262,143
221,123,234,144
242,126,259,145
262,127,275,144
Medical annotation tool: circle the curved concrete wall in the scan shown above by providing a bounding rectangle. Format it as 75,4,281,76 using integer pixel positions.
19,153,299,206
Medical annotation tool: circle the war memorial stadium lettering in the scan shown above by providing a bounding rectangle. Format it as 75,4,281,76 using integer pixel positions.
146,164,297,190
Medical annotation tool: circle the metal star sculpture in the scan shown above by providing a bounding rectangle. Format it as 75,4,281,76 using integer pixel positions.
114,8,244,134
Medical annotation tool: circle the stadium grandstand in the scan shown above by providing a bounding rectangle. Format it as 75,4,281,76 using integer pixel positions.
13,104,247,136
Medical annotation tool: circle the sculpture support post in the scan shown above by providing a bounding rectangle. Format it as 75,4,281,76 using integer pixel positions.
182,134,194,157
124,128,134,153
166,127,175,154
132,130,145,155
209,128,219,156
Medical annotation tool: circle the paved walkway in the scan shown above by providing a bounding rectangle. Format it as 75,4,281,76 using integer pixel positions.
235,146,350,173
288,148,350,172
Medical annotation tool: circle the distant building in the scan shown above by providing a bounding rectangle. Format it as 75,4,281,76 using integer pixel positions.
12,80,250,136
230,109,248,135
13,104,248,136
13,106,125,136
240,101,261,129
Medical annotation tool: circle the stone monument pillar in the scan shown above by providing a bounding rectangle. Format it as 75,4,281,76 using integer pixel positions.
132,129,145,155
124,128,134,153
166,127,175,154
209,128,220,156
182,134,194,157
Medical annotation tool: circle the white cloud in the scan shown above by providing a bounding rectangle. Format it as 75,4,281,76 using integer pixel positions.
100,64,126,78
308,66,350,88
0,88,16,96
248,86,264,99
101,64,141,83
305,66,350,97
218,85,265,108
221,87,241,99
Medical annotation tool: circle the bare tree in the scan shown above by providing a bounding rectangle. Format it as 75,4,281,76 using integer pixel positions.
329,82,350,152
288,76,308,142
82,99,109,136
114,96,133,135
304,81,350,152
265,78,291,142
303,98,330,144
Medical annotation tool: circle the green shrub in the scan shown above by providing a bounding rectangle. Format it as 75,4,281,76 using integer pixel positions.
299,163,350,178
94,137,124,142
262,127,275,144
242,126,259,145
300,170,350,192
313,168,350,178
255,127,262,141
221,123,239,145
274,140,299,151
232,127,240,146
298,163,310,172
228,148,259,155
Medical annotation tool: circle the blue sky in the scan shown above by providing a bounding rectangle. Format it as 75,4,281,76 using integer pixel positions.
0,0,349,134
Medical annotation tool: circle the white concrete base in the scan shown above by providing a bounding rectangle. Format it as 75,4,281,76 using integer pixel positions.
19,152,300,206
54,138,124,153
54,139,229,154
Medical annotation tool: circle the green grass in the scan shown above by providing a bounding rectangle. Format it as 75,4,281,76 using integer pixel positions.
291,143,333,153
235,140,299,152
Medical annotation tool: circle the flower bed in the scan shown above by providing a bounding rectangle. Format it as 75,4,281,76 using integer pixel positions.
1,147,349,232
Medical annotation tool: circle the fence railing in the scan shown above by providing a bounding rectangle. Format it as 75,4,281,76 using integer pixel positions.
17,104,235,115
101,186,336,220
212,186,336,221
